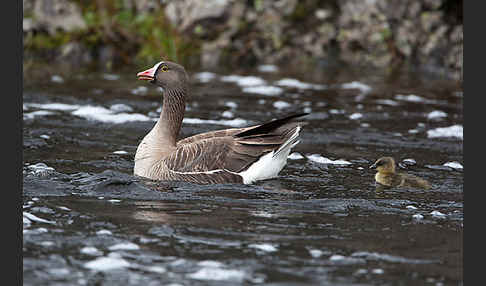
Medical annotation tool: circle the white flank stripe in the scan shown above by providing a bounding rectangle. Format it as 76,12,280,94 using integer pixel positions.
172,169,225,175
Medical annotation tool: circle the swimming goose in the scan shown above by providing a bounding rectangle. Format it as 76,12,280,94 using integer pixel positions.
369,156,431,189
134,61,307,184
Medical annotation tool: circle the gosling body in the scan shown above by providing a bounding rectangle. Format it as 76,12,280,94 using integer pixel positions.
370,157,431,189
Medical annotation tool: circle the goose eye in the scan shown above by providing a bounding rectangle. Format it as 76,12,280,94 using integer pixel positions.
161,65,169,72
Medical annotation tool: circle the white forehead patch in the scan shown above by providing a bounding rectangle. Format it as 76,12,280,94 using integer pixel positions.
153,61,165,71
146,61,165,77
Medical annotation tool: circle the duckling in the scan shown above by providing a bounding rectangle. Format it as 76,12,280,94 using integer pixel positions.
369,157,431,189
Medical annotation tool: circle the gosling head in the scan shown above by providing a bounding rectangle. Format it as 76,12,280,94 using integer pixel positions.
137,61,189,91
369,156,396,173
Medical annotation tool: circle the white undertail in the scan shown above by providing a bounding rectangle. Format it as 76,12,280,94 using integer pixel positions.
238,126,301,184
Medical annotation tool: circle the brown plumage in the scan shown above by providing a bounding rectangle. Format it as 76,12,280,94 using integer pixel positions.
133,61,307,184
369,157,431,189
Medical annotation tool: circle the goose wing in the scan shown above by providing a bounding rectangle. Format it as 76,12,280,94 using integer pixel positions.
166,113,308,173
165,134,286,173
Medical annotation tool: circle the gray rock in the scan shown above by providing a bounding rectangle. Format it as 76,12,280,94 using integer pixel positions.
58,42,92,67
134,0,160,13
33,0,86,35
165,0,231,31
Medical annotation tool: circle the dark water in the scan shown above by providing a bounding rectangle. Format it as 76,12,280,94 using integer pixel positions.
23,65,463,285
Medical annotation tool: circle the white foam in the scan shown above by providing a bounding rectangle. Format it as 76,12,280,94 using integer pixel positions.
22,227,48,234
96,229,113,236
80,246,103,256
224,101,238,109
427,110,447,120
372,269,384,274
221,75,266,86
183,117,248,127
40,241,54,248
329,254,365,264
144,266,166,274
288,152,304,160
341,81,372,94
113,150,128,155
351,251,436,264
406,205,418,210
355,269,368,275
307,154,352,165
27,163,55,176
309,249,324,258
84,256,130,271
193,72,217,82
375,99,399,106
47,268,70,276
23,110,55,120
430,210,446,218
349,113,363,120
412,214,424,220
329,254,346,261
221,111,234,118
108,242,140,251
51,75,64,83
242,85,284,96
273,100,291,109
443,161,463,169
427,125,463,140
329,109,345,114
395,94,425,103
72,106,153,124
402,158,416,165
188,266,246,282
248,243,278,252
275,78,326,90
23,217,31,226
25,103,81,111
198,260,224,268
250,211,274,218
110,104,133,113
23,212,55,225
130,86,148,95
257,64,278,72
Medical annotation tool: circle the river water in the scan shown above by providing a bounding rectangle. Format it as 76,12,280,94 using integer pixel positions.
23,64,463,285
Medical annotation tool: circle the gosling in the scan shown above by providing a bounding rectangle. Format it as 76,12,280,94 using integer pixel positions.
369,157,431,189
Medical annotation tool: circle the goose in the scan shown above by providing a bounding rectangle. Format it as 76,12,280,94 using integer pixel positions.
369,156,431,189
134,60,308,184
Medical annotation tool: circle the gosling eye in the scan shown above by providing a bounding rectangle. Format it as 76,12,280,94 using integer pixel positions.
160,65,169,72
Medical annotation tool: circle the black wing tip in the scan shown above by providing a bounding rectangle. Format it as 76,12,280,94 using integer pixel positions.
235,112,310,138
281,112,310,119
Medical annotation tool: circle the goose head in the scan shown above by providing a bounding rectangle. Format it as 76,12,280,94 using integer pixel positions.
137,61,189,91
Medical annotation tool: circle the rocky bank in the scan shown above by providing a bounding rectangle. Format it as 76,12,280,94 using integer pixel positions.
23,0,462,80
